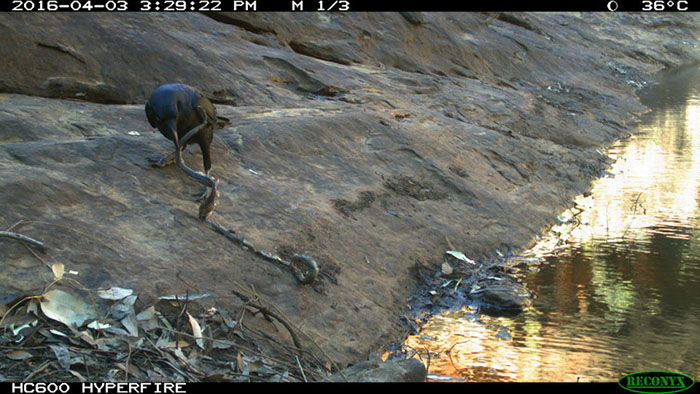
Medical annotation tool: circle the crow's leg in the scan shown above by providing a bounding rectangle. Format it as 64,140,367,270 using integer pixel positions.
185,106,215,201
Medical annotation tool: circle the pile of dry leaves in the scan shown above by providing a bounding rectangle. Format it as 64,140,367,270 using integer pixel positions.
0,258,337,382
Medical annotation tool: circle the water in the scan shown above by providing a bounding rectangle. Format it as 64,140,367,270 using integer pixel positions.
402,65,700,382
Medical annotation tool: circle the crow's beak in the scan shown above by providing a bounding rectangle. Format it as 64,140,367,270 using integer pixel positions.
162,118,177,140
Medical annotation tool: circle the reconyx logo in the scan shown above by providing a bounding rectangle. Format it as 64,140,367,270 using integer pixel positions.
619,371,695,394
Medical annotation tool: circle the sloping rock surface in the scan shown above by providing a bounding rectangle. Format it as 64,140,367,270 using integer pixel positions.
1,12,698,367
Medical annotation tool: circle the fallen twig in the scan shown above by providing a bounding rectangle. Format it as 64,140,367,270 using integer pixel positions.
22,360,53,382
231,289,302,349
232,283,343,381
295,355,307,382
9,221,120,255
0,230,46,252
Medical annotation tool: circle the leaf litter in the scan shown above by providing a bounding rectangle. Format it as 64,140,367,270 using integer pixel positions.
0,261,339,382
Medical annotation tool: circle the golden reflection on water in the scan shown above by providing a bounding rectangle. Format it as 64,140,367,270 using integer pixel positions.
403,73,700,382
560,99,700,244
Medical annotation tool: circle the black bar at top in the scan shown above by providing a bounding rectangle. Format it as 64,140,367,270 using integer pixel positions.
3,0,697,12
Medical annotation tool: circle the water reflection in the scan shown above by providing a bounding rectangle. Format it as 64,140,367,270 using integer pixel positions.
403,65,700,382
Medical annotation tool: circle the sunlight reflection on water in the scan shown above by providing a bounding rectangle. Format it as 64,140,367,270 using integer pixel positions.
402,65,700,382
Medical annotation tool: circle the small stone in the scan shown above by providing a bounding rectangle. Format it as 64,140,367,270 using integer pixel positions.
441,262,453,276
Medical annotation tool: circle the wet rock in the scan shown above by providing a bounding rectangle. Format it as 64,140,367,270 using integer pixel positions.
331,359,426,382
496,327,512,341
474,283,532,314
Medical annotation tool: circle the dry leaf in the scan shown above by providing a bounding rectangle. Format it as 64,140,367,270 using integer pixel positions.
116,362,143,379
51,263,65,280
49,344,73,369
97,287,133,301
111,295,137,320
212,340,232,349
171,347,189,364
121,313,139,337
135,306,158,331
40,289,97,328
163,341,189,349
187,312,204,349
6,350,33,361
87,321,112,330
236,352,245,373
68,370,87,382
104,326,130,337
446,250,476,264
10,319,37,336
26,299,39,315
49,329,68,337
214,303,236,329
72,329,98,347
136,306,156,321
